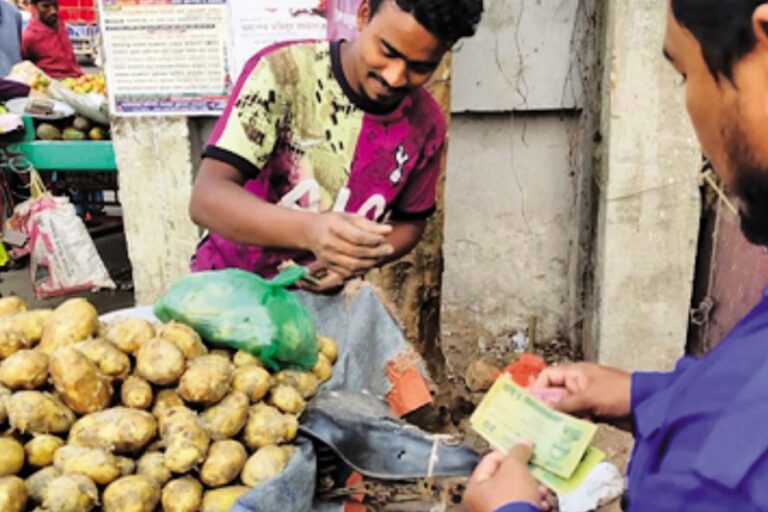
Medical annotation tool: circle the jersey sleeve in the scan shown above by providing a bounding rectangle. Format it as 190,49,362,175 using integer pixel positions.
204,52,285,179
390,120,445,221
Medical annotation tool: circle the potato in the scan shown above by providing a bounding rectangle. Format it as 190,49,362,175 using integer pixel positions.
42,473,98,512
201,392,248,440
53,445,121,485
158,322,207,359
200,440,247,487
0,350,48,390
49,346,112,415
312,353,333,382
103,475,160,512
136,452,171,485
274,370,319,399
177,354,233,405
121,376,153,410
162,477,203,512
243,403,298,450
231,365,272,402
74,338,131,379
105,318,155,354
0,476,27,512
0,329,29,359
233,350,262,367
0,384,10,424
0,297,26,317
0,437,24,476
25,435,64,468
25,466,60,503
159,407,210,473
269,384,306,414
6,310,52,345
317,336,338,363
68,407,157,454
241,445,293,487
201,486,250,512
136,338,185,386
7,392,75,434
38,299,98,355
152,389,185,421
114,456,136,476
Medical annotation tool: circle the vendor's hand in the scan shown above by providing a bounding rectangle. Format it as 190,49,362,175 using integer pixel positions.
532,363,631,418
297,262,346,295
305,213,393,279
463,443,549,512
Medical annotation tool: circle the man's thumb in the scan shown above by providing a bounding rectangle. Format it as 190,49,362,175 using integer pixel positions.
505,440,534,466
553,392,590,415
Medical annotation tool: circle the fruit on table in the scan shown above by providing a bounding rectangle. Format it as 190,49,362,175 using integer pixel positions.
35,123,61,141
62,128,86,141
72,116,91,132
62,73,107,96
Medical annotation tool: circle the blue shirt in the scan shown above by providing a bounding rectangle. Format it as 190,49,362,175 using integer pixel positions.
0,1,21,77
496,290,768,512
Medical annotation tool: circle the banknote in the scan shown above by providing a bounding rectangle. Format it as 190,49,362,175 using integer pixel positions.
470,375,598,479
531,446,605,494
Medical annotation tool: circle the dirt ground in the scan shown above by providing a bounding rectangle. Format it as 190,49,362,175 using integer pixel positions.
435,311,633,512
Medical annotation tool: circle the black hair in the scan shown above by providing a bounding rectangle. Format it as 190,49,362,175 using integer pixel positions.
671,0,764,81
368,0,483,47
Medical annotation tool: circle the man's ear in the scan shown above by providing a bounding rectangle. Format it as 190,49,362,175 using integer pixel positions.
356,0,371,33
753,4,768,46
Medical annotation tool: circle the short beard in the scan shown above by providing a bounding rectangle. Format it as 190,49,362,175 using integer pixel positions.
727,132,768,249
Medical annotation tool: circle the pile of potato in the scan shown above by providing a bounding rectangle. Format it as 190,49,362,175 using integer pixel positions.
0,296,337,512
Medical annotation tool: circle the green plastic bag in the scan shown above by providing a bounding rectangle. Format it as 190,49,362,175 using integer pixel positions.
154,267,318,371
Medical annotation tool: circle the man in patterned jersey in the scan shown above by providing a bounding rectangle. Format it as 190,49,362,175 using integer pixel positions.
190,0,483,292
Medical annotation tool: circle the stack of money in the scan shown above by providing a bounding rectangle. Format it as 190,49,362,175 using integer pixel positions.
470,375,604,494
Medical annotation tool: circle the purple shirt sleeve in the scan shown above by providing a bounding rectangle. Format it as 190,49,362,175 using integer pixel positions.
0,79,29,101
631,355,697,409
493,503,539,512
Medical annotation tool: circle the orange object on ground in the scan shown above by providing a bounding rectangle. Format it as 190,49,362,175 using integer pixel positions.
342,471,366,512
385,358,433,417
503,354,546,387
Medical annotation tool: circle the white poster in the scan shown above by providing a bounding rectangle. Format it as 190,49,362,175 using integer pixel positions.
229,0,328,79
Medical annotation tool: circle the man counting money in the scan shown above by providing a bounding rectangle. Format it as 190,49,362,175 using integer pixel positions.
464,0,768,510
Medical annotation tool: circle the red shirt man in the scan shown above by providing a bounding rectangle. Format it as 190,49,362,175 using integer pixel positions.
21,0,80,79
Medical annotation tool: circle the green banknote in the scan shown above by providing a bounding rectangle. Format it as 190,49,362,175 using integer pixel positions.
531,446,605,494
470,375,598,479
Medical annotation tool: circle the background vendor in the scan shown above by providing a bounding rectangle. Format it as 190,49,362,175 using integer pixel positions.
21,0,81,79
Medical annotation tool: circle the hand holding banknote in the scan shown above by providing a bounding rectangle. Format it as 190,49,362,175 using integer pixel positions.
532,363,632,418
463,442,550,512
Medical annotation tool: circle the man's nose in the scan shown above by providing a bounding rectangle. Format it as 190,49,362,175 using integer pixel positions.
380,60,408,89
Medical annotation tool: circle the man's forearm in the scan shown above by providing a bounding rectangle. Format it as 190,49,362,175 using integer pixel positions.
379,220,427,265
190,168,315,251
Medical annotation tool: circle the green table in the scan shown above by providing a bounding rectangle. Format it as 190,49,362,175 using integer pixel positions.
8,116,116,172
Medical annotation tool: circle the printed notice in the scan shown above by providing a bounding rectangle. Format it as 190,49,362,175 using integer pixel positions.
100,0,231,116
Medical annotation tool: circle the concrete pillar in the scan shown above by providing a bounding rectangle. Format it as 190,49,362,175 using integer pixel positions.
586,1,701,370
111,117,201,305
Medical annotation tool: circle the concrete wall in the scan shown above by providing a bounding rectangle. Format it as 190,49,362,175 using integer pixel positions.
441,0,701,373
442,0,590,344
585,0,700,370
442,113,580,341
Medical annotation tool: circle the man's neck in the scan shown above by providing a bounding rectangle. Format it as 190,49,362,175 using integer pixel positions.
36,18,57,30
